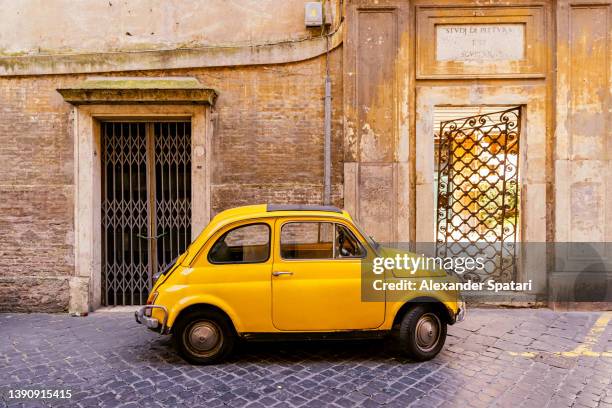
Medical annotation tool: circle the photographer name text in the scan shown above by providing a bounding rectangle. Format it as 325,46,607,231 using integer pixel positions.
372,279,533,293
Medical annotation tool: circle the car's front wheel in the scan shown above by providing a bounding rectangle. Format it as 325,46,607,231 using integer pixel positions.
397,304,447,361
173,309,235,365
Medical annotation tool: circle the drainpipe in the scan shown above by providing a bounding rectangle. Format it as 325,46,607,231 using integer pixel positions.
323,6,332,206
323,73,332,205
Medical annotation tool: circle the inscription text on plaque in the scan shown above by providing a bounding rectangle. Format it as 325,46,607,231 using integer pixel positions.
436,24,525,61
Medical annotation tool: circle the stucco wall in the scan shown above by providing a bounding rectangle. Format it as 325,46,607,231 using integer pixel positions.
0,0,323,56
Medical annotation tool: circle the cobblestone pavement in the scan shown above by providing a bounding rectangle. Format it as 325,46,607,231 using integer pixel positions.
1,309,611,408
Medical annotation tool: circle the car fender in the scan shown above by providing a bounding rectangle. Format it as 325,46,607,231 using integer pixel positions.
166,294,244,333
387,292,457,327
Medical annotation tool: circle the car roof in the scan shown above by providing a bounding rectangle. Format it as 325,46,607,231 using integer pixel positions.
183,204,356,265
212,204,351,222
266,204,343,213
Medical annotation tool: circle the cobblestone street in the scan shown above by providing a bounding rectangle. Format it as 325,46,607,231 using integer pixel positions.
1,309,611,408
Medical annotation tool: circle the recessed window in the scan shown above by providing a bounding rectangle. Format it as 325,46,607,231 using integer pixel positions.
208,223,270,264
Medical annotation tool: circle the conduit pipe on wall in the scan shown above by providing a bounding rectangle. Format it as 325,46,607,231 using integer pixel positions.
323,71,332,205
323,1,332,206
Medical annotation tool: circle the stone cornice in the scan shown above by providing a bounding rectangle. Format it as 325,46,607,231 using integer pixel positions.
1,24,343,77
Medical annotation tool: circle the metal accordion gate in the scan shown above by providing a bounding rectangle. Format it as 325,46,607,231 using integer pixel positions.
101,122,192,306
435,107,521,283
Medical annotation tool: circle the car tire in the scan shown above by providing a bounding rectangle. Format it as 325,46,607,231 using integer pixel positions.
173,309,235,365
397,304,447,361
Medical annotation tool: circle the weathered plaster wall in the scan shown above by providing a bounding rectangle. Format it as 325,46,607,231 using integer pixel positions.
343,1,411,243
0,0,322,56
0,1,343,76
0,48,343,312
552,0,612,306
555,1,612,243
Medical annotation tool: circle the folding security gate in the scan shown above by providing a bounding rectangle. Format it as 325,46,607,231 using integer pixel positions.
435,107,521,283
101,122,192,306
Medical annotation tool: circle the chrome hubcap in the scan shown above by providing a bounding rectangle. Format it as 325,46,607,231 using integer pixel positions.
187,321,221,354
415,313,441,352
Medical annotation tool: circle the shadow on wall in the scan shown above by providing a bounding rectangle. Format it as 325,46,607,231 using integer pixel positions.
550,243,612,306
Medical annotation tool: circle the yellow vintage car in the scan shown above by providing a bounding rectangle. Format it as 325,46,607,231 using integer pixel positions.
135,204,465,364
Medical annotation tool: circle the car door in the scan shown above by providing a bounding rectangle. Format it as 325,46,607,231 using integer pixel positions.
190,219,275,332
271,218,385,331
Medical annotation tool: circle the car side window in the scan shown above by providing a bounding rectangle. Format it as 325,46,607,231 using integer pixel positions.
208,223,270,264
281,222,334,259
335,224,365,258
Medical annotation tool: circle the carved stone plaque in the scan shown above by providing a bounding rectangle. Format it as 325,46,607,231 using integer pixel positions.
436,24,525,61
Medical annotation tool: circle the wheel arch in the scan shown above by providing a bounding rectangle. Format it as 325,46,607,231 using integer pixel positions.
171,303,238,335
392,297,454,328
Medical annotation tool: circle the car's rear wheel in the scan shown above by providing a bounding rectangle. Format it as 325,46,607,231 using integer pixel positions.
397,304,447,361
173,310,235,365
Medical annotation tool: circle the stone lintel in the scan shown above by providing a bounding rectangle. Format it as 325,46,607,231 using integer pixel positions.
57,77,217,105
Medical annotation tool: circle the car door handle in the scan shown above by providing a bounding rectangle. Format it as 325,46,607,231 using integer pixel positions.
272,271,293,277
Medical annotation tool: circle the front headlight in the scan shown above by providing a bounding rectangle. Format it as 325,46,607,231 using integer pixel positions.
145,291,158,316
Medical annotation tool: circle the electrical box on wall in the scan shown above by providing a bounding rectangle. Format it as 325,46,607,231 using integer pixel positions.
305,2,323,27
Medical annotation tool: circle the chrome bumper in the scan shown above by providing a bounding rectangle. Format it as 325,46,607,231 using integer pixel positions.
134,305,168,333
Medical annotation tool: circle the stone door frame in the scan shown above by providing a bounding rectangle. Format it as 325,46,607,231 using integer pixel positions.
415,84,548,293
71,105,213,312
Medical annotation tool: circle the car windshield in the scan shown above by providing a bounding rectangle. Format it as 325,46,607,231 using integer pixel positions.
351,220,381,252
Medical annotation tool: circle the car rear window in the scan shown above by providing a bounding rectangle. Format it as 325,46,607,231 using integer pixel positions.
208,223,270,264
